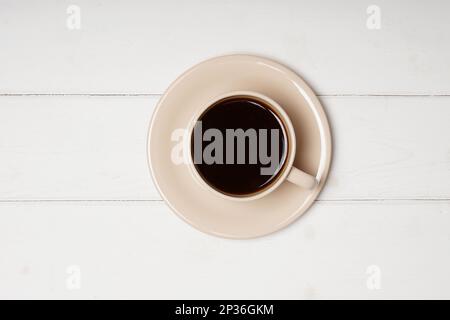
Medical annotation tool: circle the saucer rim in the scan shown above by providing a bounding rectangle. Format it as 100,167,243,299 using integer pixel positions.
147,53,332,239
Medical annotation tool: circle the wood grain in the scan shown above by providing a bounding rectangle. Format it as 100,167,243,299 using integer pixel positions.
1,1,449,299
0,200,448,299
0,95,448,200
1,0,449,94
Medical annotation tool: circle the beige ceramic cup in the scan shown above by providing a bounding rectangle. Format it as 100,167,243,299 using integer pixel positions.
185,91,317,201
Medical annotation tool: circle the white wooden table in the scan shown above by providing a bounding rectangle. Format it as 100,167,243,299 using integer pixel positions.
0,0,449,299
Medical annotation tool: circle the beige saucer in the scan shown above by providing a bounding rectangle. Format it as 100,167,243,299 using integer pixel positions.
148,54,332,239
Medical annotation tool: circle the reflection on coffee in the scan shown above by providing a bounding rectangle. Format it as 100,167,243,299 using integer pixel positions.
191,96,288,196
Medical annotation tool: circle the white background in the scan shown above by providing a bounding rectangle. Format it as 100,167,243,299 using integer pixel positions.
0,0,449,299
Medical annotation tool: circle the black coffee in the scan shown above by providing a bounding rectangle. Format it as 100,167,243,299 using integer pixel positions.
191,96,287,197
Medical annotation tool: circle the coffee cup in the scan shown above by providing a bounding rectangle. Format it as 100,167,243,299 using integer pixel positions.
185,91,317,201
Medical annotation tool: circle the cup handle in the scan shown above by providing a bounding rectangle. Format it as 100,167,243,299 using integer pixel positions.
287,167,317,189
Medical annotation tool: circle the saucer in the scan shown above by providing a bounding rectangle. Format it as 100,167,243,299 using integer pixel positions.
148,54,332,239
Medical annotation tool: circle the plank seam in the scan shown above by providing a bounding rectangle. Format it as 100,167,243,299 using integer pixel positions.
0,199,448,203
1,93,450,97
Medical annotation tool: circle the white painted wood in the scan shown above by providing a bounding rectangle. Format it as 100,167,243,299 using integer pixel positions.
1,1,450,94
0,95,155,200
321,96,450,200
0,200,448,299
1,1,449,300
0,96,448,200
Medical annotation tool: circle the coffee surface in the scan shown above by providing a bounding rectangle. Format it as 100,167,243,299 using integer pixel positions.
191,97,287,196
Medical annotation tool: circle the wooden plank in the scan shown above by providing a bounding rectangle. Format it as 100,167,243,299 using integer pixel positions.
1,1,450,94
0,95,449,200
0,200,448,299
0,96,155,200
321,96,450,200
